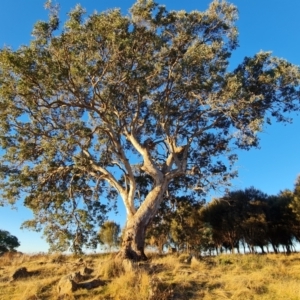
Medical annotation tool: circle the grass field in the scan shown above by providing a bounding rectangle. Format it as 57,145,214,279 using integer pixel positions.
0,251,300,299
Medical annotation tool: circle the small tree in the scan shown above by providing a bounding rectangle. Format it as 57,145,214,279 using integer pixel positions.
290,176,300,222
201,197,241,253
169,197,204,253
289,177,300,242
99,221,121,251
146,195,204,254
267,192,295,254
0,0,300,260
201,188,270,253
0,230,20,254
146,200,171,254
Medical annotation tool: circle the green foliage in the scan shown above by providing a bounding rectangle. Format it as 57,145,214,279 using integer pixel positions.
0,0,299,253
290,175,300,222
146,192,217,254
146,194,205,253
267,191,296,253
0,229,20,254
169,197,204,252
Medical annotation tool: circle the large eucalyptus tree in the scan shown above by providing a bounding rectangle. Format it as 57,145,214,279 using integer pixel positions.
0,0,299,260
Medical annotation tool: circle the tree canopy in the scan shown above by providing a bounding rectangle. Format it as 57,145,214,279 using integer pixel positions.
0,0,299,258
0,230,20,254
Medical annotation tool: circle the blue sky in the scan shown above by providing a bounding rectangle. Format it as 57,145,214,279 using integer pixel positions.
0,0,300,253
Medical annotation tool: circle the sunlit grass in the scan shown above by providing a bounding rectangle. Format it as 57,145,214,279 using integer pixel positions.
1,251,300,299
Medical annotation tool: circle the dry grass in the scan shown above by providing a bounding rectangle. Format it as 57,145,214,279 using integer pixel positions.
1,251,300,299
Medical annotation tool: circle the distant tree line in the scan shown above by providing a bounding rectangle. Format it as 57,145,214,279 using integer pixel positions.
145,176,300,255
12,174,299,255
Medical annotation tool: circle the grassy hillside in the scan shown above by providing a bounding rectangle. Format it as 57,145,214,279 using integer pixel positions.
0,251,300,299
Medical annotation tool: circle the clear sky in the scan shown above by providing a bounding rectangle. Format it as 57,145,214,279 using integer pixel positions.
0,0,300,253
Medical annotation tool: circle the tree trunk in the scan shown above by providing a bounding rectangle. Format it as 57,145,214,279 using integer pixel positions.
286,244,291,255
259,245,265,254
271,243,278,254
116,217,149,261
158,241,164,255
116,181,169,261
